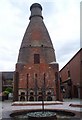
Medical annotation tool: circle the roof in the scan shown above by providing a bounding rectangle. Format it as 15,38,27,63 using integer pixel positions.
2,72,14,80
60,48,82,72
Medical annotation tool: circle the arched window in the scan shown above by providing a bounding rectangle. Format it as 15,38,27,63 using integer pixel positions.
47,96,52,101
21,92,25,95
20,96,25,101
47,92,51,95
29,96,34,101
30,91,34,95
38,92,42,95
38,96,43,101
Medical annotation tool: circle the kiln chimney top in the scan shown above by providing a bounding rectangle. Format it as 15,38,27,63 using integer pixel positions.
29,3,43,20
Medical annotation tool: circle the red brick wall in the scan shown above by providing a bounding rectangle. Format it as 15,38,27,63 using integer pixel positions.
14,62,61,101
60,50,80,85
17,63,56,90
60,49,82,98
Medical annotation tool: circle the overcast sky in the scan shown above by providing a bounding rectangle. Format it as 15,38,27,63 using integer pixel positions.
0,0,80,71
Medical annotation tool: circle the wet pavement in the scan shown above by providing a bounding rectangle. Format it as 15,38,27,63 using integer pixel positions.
1,98,82,119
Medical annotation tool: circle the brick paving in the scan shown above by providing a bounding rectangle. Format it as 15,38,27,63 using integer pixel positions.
1,99,82,119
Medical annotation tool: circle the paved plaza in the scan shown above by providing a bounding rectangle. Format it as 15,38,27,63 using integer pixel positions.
1,99,82,119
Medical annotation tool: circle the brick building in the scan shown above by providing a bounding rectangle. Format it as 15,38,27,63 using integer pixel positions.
13,3,62,101
1,72,13,91
0,72,13,100
60,48,82,99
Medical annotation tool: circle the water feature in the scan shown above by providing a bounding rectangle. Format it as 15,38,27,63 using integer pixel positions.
10,110,75,120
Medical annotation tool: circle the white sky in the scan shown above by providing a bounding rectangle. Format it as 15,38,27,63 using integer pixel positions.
0,0,80,71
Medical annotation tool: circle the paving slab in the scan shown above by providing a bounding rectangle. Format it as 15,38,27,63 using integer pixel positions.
1,99,82,119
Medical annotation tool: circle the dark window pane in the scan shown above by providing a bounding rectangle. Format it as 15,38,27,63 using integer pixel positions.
21,92,25,95
29,96,34,101
68,70,70,77
34,54,40,64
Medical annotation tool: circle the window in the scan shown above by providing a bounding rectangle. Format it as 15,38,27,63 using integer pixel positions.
47,92,51,95
34,54,40,64
30,91,34,95
68,70,70,77
20,96,25,101
38,96,43,101
41,45,43,47
21,92,25,95
60,76,62,83
29,96,34,101
47,96,52,101
38,92,42,95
